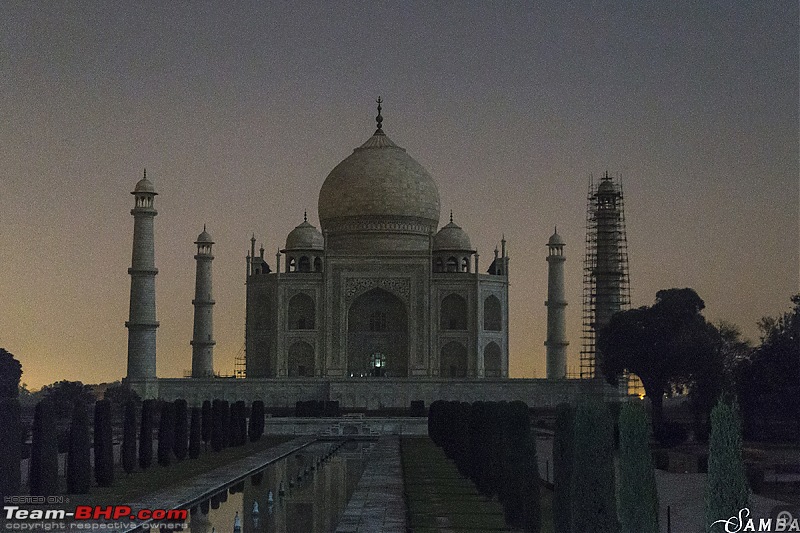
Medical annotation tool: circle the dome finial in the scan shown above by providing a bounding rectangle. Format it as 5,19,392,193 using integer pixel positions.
204,223,207,232
450,210,453,223
375,96,384,134
303,210,308,223
143,168,147,179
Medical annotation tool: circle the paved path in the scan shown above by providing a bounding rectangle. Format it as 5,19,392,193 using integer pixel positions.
335,437,406,533
87,436,315,532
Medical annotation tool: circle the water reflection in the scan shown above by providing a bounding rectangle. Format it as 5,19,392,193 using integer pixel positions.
164,440,373,533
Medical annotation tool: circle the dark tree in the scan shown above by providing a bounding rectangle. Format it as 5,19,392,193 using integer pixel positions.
235,400,247,446
552,403,574,533
220,400,231,448
597,288,717,435
40,380,97,418
94,399,114,487
736,295,800,440
157,401,175,466
249,400,265,442
189,407,202,459
211,399,224,452
705,399,748,532
173,399,188,460
570,400,619,533
138,399,155,469
690,322,748,442
201,400,212,444
122,400,137,474
66,400,91,494
30,400,59,495
0,349,22,399
104,383,142,410
618,401,658,533
0,398,22,498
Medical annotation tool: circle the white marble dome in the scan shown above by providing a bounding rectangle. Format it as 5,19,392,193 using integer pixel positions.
317,130,440,233
433,220,473,251
285,218,324,250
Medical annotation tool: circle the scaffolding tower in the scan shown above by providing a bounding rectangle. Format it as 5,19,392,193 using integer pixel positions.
234,342,246,379
581,172,632,382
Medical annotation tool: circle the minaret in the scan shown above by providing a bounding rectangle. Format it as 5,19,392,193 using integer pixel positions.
545,228,568,379
191,226,215,377
126,170,159,393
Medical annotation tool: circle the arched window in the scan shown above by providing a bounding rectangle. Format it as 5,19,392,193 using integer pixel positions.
288,341,314,377
441,294,467,330
287,256,296,273
484,342,501,377
441,342,467,377
446,256,458,272
288,293,315,330
461,257,469,272
298,256,311,272
484,295,502,331
313,256,322,272
433,258,444,273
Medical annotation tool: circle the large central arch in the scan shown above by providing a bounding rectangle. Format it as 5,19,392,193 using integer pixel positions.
347,288,408,377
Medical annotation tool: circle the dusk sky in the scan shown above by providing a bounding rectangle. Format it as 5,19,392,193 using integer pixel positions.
1,2,797,389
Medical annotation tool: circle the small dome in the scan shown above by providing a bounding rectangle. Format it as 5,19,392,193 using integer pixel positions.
597,177,616,194
433,220,472,251
285,218,324,250
548,229,565,246
196,226,213,244
133,170,157,194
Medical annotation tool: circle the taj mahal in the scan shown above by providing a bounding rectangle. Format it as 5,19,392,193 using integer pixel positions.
124,102,616,408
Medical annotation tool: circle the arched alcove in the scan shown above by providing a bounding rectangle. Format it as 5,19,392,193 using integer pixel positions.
288,341,314,377
347,288,408,377
484,295,502,331
484,342,501,377
288,293,315,330
441,294,467,330
441,342,467,377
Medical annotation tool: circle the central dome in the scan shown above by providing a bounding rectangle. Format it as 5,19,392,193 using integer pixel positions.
318,129,441,234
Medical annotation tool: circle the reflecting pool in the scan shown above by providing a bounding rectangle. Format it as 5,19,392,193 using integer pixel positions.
160,440,374,533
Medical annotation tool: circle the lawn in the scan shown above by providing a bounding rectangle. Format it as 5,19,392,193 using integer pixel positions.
401,436,554,532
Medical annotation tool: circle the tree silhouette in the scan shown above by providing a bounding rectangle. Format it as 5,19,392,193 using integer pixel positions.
0,349,22,399
597,288,717,435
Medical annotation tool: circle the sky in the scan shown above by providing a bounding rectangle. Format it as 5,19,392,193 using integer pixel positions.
1,2,797,390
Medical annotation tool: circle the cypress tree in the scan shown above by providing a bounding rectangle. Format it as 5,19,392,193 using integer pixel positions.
138,399,155,469
94,399,114,487
29,400,59,496
211,399,224,452
189,407,202,459
235,400,247,446
705,399,748,532
553,403,574,533
221,400,231,448
122,400,137,474
157,401,175,466
618,401,658,533
571,400,619,533
173,399,188,460
249,400,265,442
201,400,212,445
66,400,91,493
0,398,22,498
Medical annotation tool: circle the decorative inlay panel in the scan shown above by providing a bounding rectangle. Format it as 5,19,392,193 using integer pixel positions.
344,277,410,304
